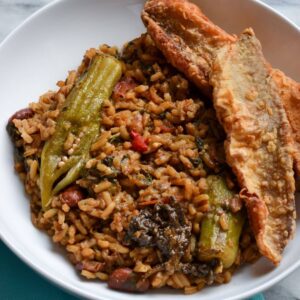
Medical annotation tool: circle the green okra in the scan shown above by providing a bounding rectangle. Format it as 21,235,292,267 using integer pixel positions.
198,175,245,268
40,54,122,209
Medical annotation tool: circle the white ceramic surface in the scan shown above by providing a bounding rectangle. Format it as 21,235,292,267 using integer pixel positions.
0,0,299,299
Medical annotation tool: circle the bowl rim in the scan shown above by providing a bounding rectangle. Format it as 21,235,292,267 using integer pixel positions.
0,0,299,299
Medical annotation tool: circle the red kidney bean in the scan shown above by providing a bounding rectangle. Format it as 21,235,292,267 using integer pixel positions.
8,108,34,123
60,185,85,207
108,268,149,293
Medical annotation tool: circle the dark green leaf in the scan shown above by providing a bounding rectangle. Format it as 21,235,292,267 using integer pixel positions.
109,134,123,144
103,156,114,167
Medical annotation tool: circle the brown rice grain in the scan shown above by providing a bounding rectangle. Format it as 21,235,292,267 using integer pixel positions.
43,208,58,219
81,248,95,259
95,272,109,281
81,270,96,279
29,160,39,181
91,131,111,151
94,181,112,193
101,202,116,220
74,220,88,235
97,240,110,249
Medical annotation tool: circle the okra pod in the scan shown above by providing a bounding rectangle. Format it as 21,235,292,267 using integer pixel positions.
198,175,245,268
40,54,122,209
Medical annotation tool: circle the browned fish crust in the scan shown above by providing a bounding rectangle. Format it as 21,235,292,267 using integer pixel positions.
142,0,236,95
272,69,300,176
211,29,296,264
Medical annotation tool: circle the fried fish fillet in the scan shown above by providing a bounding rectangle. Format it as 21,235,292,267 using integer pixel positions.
142,0,300,176
271,69,300,176
210,29,295,264
143,0,297,264
142,0,236,96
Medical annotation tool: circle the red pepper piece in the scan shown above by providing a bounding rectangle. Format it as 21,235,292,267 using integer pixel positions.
130,130,148,153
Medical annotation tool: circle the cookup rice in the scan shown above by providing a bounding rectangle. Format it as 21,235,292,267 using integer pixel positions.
7,34,260,294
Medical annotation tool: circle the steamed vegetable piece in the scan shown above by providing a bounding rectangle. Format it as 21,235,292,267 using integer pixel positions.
198,175,245,268
40,54,122,209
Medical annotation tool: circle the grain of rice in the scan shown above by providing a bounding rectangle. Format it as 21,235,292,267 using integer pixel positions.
66,245,80,253
119,125,130,140
24,148,38,157
81,270,96,279
134,85,149,93
80,238,96,249
43,208,58,219
177,273,191,287
169,140,187,151
198,178,208,192
68,225,76,244
20,128,33,144
58,210,65,225
202,152,215,169
29,160,39,180
78,199,99,212
66,70,77,86
64,133,75,151
96,272,109,281
154,151,172,165
219,213,229,231
123,141,132,149
80,213,95,229
81,248,95,259
74,220,88,235
165,165,180,178
194,194,209,204
109,243,129,254
97,240,110,249
101,201,116,220
134,261,151,273
91,131,111,151
53,223,68,243
188,204,197,216
179,154,193,169
151,71,164,82
62,203,70,213
94,181,112,193
149,86,163,104
151,272,168,288
96,163,112,175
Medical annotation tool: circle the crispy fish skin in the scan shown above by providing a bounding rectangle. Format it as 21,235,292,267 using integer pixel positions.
142,0,300,176
142,0,236,95
272,69,300,176
210,29,296,264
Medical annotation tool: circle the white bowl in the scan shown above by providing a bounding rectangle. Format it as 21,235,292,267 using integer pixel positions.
0,0,299,299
